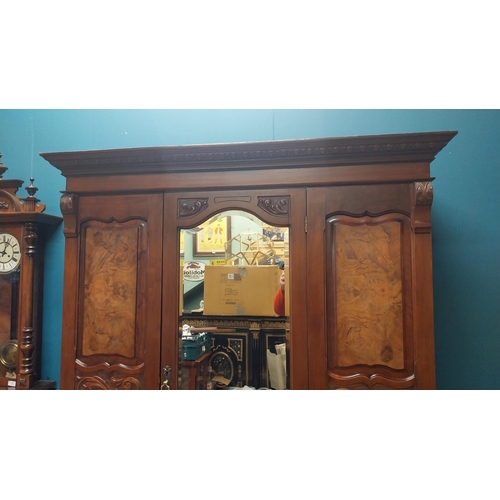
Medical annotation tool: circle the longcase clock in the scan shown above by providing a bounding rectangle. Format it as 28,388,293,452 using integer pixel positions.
0,155,62,390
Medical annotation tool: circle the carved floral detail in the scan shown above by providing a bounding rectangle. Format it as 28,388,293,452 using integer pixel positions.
178,198,208,218
111,376,141,390
76,374,141,390
257,196,290,217
328,372,415,390
60,193,77,214
76,376,108,390
0,201,8,210
415,181,433,205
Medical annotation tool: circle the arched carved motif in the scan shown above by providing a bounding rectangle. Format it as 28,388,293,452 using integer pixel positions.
0,190,22,212
178,198,208,218
257,196,290,217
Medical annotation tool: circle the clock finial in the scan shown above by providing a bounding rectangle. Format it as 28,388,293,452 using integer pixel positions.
22,178,45,213
0,153,8,179
25,178,39,199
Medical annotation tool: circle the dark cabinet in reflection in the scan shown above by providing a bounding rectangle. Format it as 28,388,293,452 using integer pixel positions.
180,315,288,389
179,351,214,390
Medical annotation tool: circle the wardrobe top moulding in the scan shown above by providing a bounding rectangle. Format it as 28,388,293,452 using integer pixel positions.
40,131,458,194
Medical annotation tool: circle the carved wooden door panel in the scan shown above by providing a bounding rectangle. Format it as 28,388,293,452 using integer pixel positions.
60,193,163,389
307,184,420,390
161,188,308,389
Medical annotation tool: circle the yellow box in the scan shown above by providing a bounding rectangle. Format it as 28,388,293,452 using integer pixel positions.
204,265,281,317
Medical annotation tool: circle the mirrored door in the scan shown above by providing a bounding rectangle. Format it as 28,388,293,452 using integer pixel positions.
178,210,289,390
161,189,308,390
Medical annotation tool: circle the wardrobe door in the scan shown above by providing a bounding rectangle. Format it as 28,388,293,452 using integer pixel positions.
60,193,163,390
162,188,308,390
307,184,420,390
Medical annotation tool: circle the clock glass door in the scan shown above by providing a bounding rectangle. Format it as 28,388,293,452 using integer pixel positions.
0,233,21,382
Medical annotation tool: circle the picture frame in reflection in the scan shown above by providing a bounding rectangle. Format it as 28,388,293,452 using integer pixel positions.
193,216,231,257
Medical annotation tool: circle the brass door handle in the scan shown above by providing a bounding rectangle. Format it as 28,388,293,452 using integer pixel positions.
161,365,171,390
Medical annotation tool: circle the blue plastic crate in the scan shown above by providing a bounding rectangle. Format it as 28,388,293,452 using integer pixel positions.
181,332,212,360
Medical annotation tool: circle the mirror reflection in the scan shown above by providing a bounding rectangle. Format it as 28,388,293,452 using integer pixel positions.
178,210,289,390
0,268,20,380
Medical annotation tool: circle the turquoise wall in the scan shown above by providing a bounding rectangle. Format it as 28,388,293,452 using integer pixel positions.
1,109,498,389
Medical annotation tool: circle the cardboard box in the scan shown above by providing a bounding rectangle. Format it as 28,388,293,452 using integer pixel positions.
203,265,281,316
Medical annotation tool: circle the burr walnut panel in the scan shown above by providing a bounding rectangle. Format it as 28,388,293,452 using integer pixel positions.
80,220,146,359
330,217,406,370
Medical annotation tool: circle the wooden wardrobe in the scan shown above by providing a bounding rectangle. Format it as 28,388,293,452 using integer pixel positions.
41,131,457,390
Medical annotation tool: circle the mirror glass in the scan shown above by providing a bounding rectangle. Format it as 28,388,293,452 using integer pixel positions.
178,210,289,390
0,267,20,380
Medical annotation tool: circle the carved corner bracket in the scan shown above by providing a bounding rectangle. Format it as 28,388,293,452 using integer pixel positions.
60,193,79,237
412,181,434,233
415,181,434,205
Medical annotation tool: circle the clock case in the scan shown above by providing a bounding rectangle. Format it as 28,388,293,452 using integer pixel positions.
0,156,62,390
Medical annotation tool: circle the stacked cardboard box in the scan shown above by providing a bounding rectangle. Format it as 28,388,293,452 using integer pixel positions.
203,265,281,317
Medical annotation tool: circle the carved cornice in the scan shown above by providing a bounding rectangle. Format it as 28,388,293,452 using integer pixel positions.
40,131,458,177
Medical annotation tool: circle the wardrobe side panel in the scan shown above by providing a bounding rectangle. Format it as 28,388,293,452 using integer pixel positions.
61,193,163,390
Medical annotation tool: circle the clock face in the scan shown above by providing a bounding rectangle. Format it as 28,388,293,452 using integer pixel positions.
210,351,234,385
0,233,21,274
